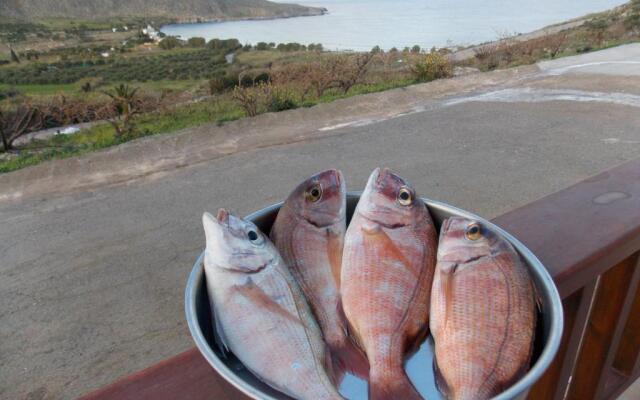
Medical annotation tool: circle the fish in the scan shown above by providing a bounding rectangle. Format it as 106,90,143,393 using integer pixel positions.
270,169,369,381
340,168,438,400
430,217,537,400
202,209,343,400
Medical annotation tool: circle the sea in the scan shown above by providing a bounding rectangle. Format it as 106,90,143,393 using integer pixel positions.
161,0,627,51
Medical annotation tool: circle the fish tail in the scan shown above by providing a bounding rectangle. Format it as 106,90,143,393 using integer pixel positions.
329,337,370,380
368,367,422,400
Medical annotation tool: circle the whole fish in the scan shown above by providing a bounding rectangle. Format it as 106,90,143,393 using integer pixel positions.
341,168,438,400
430,217,537,400
270,169,369,380
203,209,342,400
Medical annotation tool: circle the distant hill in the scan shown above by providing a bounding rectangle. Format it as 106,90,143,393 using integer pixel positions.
0,0,326,23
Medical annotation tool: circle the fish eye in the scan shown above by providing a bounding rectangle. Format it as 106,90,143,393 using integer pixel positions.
247,230,260,242
306,184,322,202
465,223,482,241
397,187,412,206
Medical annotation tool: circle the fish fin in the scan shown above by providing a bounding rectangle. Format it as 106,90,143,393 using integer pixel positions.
369,368,422,400
211,305,230,358
327,228,343,288
233,277,302,326
405,325,430,358
205,272,230,358
329,335,370,380
433,356,451,399
532,279,543,314
336,298,365,351
441,266,456,331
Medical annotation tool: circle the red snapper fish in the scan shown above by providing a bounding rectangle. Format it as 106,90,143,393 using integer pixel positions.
340,168,438,400
203,209,343,400
430,217,537,400
270,169,368,380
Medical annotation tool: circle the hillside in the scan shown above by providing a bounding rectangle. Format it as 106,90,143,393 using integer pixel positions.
0,0,326,23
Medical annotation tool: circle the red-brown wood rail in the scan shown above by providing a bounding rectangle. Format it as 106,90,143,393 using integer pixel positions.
80,158,640,400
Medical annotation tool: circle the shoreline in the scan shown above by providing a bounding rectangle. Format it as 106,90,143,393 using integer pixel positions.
161,7,327,27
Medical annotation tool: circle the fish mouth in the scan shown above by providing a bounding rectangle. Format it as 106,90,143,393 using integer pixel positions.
439,218,453,236
318,168,345,196
367,167,409,201
216,208,230,226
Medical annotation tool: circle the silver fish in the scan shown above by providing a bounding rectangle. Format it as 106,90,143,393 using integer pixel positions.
203,209,342,400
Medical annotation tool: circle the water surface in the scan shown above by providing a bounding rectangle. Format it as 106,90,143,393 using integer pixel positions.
162,0,627,51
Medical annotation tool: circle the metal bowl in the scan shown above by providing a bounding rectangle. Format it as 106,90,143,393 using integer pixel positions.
185,193,564,400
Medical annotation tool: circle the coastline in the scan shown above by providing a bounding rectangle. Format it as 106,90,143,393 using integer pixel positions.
162,7,327,26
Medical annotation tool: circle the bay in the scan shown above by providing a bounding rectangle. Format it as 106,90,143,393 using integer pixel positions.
161,0,626,51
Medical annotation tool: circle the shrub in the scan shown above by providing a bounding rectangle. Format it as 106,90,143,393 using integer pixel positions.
474,42,502,70
0,105,44,152
232,85,261,116
256,42,269,50
207,38,241,51
411,52,453,82
187,37,206,47
0,87,20,100
208,77,226,95
159,36,184,50
264,83,298,112
102,84,141,137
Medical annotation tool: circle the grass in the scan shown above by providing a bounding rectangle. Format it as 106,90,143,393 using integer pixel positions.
0,79,206,106
235,50,321,66
0,82,80,96
0,98,245,173
2,1,639,173
0,76,420,174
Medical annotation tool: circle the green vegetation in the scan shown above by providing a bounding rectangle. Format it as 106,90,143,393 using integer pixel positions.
0,46,231,84
2,1,640,174
466,0,640,71
411,52,453,82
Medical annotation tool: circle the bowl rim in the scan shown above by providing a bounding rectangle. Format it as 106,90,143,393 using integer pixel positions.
185,193,564,400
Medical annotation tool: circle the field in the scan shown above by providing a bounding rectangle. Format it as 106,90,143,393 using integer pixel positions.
1,0,639,173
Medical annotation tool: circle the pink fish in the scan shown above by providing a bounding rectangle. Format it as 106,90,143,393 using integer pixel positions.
203,209,343,400
341,168,438,400
430,217,537,400
270,169,368,380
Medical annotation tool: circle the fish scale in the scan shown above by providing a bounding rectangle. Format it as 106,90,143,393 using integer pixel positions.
203,210,342,400
431,217,536,400
270,169,369,381
341,168,437,400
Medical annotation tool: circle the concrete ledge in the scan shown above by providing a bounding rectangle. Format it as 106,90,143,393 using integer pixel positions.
0,66,534,203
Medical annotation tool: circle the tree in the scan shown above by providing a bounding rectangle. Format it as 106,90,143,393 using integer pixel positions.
411,45,421,53
371,45,382,54
102,84,140,137
187,37,206,47
159,36,183,50
334,53,375,94
0,105,44,152
256,42,269,50
10,47,20,63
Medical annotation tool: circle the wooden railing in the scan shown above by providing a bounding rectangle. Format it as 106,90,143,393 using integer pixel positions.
81,158,640,400
494,159,640,400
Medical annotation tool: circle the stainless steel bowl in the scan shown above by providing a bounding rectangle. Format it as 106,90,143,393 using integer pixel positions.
185,193,564,400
